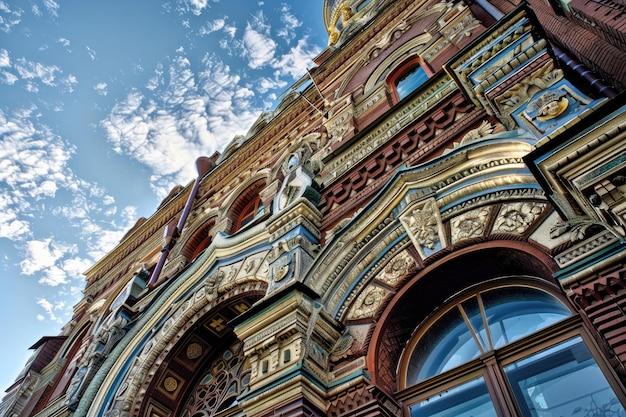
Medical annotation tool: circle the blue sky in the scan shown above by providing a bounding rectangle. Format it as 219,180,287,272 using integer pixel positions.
0,0,327,390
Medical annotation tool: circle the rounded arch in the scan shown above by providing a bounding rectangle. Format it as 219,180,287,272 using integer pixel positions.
362,34,432,95
366,241,562,393
218,171,270,234
178,217,217,262
95,276,269,417
137,284,266,417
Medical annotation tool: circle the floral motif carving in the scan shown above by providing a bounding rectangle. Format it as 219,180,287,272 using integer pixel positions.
347,286,389,320
451,206,491,243
400,199,445,258
493,202,546,234
376,250,415,287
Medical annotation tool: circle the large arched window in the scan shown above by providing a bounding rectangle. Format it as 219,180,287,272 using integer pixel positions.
399,284,626,417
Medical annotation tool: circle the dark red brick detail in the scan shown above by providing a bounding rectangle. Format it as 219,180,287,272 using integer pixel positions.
328,384,401,417
568,0,626,52
257,398,324,417
528,0,626,90
320,94,473,217
568,266,626,374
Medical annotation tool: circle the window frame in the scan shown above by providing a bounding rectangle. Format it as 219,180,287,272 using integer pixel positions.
387,57,432,103
233,195,263,233
396,283,626,417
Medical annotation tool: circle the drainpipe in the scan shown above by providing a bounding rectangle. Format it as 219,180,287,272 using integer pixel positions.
147,156,215,289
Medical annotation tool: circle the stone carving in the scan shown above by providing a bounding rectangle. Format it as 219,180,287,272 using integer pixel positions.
493,202,546,234
555,230,618,267
550,216,605,242
270,253,293,283
400,198,446,258
376,250,415,287
66,313,129,411
460,120,494,144
451,206,491,242
347,286,389,320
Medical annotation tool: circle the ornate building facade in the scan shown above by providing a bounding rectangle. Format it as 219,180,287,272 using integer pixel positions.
3,0,626,417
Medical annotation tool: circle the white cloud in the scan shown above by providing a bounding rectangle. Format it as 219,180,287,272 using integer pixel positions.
199,18,226,36
94,81,108,96
58,37,71,51
277,4,302,42
0,1,23,33
256,76,287,94
101,51,262,198
243,27,276,68
176,0,209,16
86,46,96,61
61,73,78,93
20,238,70,274
14,57,60,86
36,298,64,322
242,12,276,69
0,48,10,67
272,36,322,79
0,208,30,240
1,70,18,84
43,0,59,17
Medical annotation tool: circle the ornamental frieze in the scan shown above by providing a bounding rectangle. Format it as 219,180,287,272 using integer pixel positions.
493,202,546,234
322,75,458,181
451,206,492,243
322,92,472,214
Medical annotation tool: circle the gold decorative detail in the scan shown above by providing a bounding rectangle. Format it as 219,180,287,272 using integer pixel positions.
400,198,446,258
163,376,178,392
526,89,569,121
186,343,203,360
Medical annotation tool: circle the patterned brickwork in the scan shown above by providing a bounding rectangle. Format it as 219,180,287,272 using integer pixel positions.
569,266,626,375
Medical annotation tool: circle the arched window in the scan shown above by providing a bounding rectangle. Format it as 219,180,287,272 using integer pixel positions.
228,180,266,234
234,195,263,232
400,285,626,417
388,58,430,102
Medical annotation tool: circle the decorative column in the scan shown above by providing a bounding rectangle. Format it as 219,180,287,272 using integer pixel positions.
232,283,344,417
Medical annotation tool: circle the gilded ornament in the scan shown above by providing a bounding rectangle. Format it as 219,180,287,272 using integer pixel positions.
186,343,203,360
163,376,178,392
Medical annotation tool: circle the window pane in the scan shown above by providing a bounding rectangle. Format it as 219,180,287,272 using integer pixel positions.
395,66,428,100
505,336,626,417
482,287,571,349
461,296,490,352
410,377,497,417
408,307,481,384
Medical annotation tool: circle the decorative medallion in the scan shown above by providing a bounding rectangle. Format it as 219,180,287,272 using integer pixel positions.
186,343,203,360
493,202,546,234
376,250,415,287
163,376,178,392
347,286,389,320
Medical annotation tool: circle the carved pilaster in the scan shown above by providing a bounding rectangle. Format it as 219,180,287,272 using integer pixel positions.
233,283,344,417
266,199,322,293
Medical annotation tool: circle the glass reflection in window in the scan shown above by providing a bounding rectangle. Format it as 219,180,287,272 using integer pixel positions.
410,377,497,417
505,336,626,417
